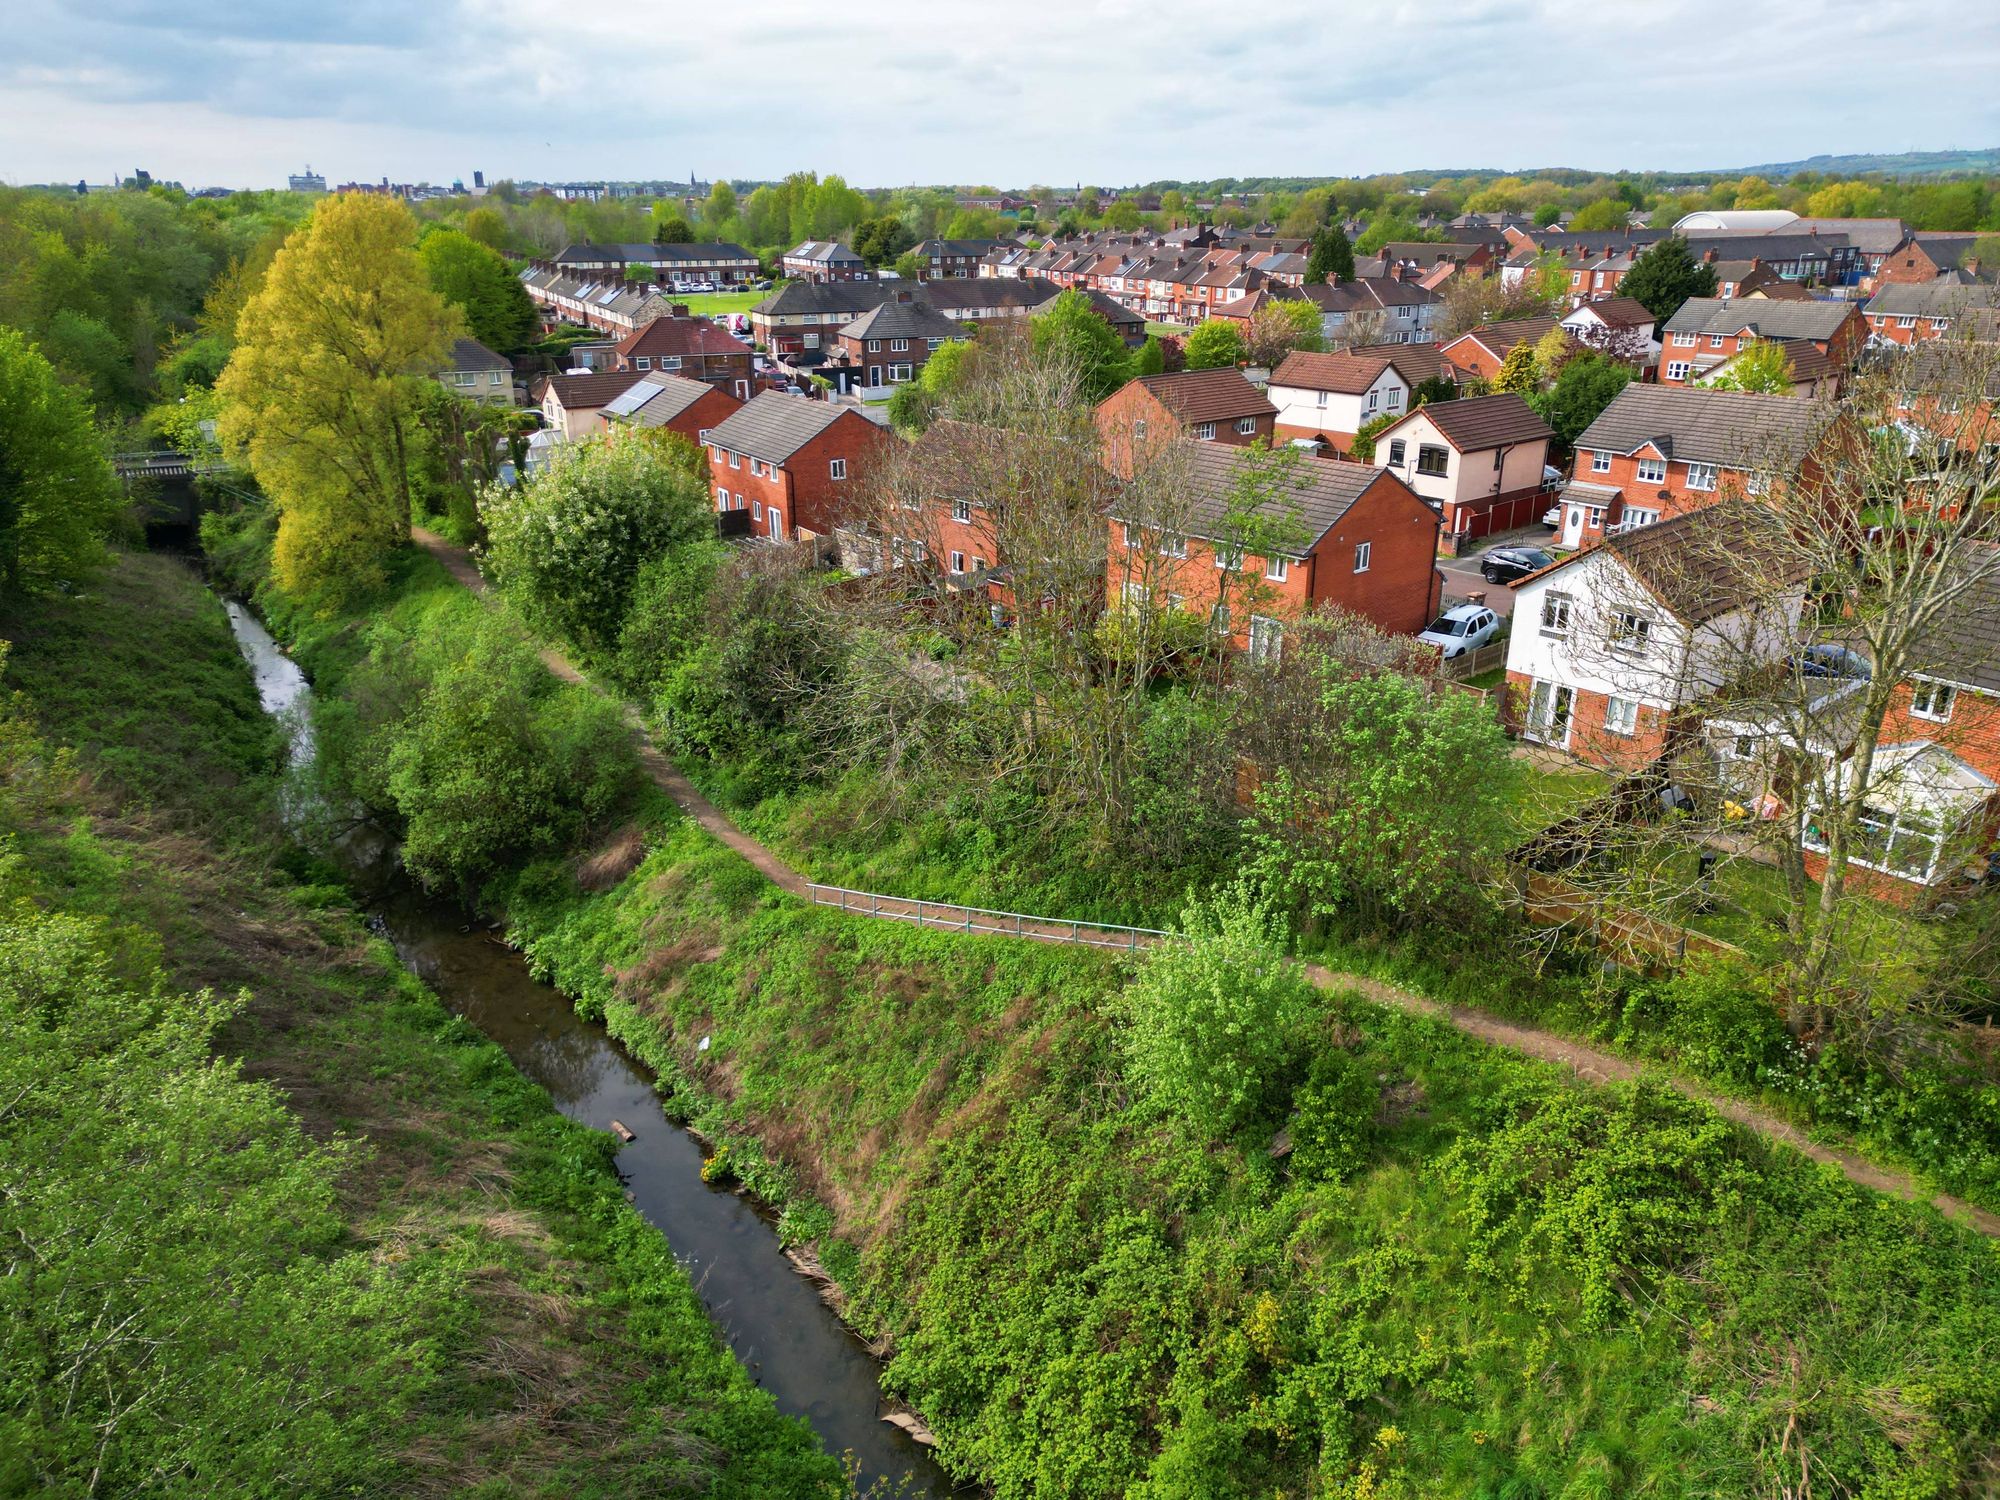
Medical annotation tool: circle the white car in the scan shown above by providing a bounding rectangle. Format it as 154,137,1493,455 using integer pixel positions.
1417,604,1500,659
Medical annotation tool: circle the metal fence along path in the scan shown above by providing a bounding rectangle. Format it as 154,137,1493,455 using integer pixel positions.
807,884,1172,951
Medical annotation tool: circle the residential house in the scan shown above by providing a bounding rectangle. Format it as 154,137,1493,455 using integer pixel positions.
1096,368,1279,470
703,392,893,543
520,265,680,337
535,370,651,441
1708,259,1795,300
550,241,760,284
1787,218,1911,286
1441,317,1562,383
1371,393,1554,549
752,281,894,358
1874,232,1988,287
436,336,518,407
601,373,743,448
782,241,870,283
1657,297,1865,385
1863,280,2000,346
1553,384,1835,551
1265,347,1433,453
1359,242,1496,283
1559,297,1659,367
832,301,973,393
1299,274,1442,345
1696,340,1844,399
1106,443,1443,651
912,238,1004,279
1506,505,1807,770
613,315,753,398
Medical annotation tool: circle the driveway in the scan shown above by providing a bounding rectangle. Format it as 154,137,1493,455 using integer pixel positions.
1438,552,1519,618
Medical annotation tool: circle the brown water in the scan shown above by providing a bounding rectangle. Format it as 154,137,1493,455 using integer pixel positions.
221,599,954,1498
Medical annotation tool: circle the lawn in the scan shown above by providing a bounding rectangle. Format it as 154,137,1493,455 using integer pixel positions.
1503,754,1609,839
669,288,767,316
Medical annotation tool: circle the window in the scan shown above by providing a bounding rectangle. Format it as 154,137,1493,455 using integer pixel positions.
1897,315,1917,330
1353,541,1371,573
769,508,783,541
972,556,985,573
751,499,762,520
1911,680,1957,722
949,550,965,574
1236,417,1257,434
1210,602,1231,634
1586,506,1606,529
698,428,713,444
1621,506,1659,529
1709,334,1726,349
1604,697,1640,736
734,492,743,509
1609,610,1652,654
716,484,729,508
803,333,820,349
866,339,881,353
661,356,681,370
1686,461,1717,491
1248,614,1284,662
1590,450,1612,474
729,450,741,469
1194,422,1218,441
927,337,943,351
1540,592,1572,636
830,458,847,480
1416,445,1449,477
1123,523,1138,550
1160,535,1187,559
1672,332,1697,348
1665,361,1691,382
890,363,914,383
634,356,652,371
1386,388,1403,409
1366,391,1379,413
1635,457,1666,484
952,499,971,524
1215,545,1240,570
1810,803,1955,882
1134,419,1148,439
1388,439,1406,466
452,371,476,386
1266,556,1290,583
1315,389,1328,407
890,338,909,352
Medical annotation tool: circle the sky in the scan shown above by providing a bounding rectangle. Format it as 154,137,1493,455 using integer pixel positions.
4,0,1998,191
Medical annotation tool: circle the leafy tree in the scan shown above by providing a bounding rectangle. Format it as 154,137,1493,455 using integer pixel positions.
480,435,712,652
1348,411,1399,463
1533,202,1564,227
1620,234,1719,322
852,215,913,268
1490,340,1541,394
653,215,694,244
1183,319,1246,371
892,249,925,282
1028,288,1132,401
1133,336,1166,377
461,205,510,250
1529,350,1633,449
1699,338,1795,395
1410,375,1459,408
1244,300,1324,367
1962,234,2000,274
1354,214,1429,255
1569,196,1630,232
1246,667,1520,927
1118,887,1315,1138
216,194,460,601
0,327,121,598
417,227,536,350
703,179,739,229
1306,225,1354,283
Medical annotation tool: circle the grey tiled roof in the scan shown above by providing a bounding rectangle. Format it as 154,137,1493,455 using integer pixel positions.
1865,282,2000,318
446,336,511,372
1664,297,1857,341
704,391,848,464
841,301,972,342
609,374,721,427
1573,384,1833,469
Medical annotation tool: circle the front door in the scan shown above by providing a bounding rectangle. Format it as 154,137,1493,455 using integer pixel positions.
1562,503,1585,549
1527,680,1574,746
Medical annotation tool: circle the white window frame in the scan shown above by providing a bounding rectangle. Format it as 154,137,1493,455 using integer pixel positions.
1266,556,1290,583
1236,416,1257,434
1160,534,1188,560
1609,610,1652,655
634,356,652,371
890,338,909,352
1248,614,1284,662
1635,457,1666,484
729,450,741,469
716,484,729,508
949,550,966,574
1590,450,1612,474
1686,461,1718,491
830,458,847,480
1665,361,1691,382
951,499,971,524
1540,592,1572,637
1353,541,1371,573
1194,422,1218,441
1672,332,1697,348
1604,696,1640,736
661,356,681,370
1911,679,1957,723
1621,507,1660,530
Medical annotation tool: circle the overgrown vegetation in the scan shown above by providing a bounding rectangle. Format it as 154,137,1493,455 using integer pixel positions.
0,550,839,1495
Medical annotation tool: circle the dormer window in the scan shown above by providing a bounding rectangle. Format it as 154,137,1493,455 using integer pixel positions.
1635,458,1666,484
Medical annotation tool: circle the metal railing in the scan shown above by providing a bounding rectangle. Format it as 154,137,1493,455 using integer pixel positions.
806,883,1172,951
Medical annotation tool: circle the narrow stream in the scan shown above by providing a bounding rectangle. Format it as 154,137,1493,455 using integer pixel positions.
222,599,953,1498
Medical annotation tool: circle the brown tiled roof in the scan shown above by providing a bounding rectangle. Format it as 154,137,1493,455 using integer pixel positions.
1130,367,1277,423
1393,392,1551,451
1269,349,1397,395
617,316,751,360
1607,503,1805,624
1451,316,1562,361
1572,296,1655,329
1109,443,1419,550
1347,342,1455,386
537,371,651,409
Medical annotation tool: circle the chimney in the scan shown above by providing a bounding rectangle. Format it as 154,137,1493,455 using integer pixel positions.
1967,256,1983,278
896,288,914,303
671,303,691,318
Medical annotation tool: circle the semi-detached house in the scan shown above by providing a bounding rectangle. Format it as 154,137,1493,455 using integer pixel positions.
1657,296,1865,385
1096,368,1278,472
1266,347,1440,454
1370,393,1553,549
601,373,743,449
703,392,892,544
1862,280,2000,347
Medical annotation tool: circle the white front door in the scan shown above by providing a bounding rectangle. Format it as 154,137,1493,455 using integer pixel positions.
1527,680,1575,746
1562,503,1585,549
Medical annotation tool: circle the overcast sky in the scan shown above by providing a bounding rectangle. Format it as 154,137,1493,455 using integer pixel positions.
5,0,1997,190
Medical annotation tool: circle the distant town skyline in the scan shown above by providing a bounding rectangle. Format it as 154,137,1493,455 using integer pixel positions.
6,0,1998,192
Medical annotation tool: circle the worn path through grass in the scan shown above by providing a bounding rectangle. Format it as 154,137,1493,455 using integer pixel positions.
410,525,2000,1238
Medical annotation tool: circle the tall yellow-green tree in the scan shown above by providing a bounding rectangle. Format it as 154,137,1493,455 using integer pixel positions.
216,194,458,599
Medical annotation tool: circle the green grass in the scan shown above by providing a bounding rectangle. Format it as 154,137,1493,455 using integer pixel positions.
1502,755,1609,839
667,289,765,316
0,551,841,1497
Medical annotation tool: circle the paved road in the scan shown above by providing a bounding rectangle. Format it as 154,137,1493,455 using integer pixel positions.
409,526,2000,1241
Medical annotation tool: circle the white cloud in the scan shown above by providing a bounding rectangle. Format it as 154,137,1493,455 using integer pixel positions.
1,0,1995,188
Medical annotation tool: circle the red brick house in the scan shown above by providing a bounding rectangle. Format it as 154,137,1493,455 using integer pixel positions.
831,301,972,392
782,240,869,282
1552,385,1836,551
1657,297,1865,385
614,315,754,398
602,373,743,448
1862,281,2000,347
1371,393,1554,548
1441,317,1562,383
535,370,652,440
704,393,893,544
1874,233,1986,287
1096,368,1278,472
1106,443,1443,653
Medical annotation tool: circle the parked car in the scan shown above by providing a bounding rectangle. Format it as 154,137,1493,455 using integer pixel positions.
1791,643,1872,681
1540,504,1562,529
1480,546,1556,584
1417,604,1501,659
